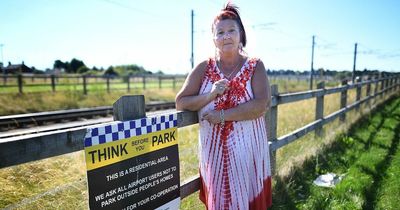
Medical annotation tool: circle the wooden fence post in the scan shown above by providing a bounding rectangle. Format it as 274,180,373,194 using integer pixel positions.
380,76,385,100
51,74,56,92
385,77,389,96
366,76,371,108
390,76,394,93
266,84,278,175
397,77,400,91
340,80,348,122
83,75,87,95
374,76,379,104
315,82,325,137
387,77,390,91
127,76,131,92
386,77,390,95
397,77,399,91
356,77,362,112
17,74,23,94
142,75,146,90
158,76,162,89
113,95,146,121
3,74,7,86
106,76,110,93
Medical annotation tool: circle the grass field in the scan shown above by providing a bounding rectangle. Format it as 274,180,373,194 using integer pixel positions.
0,75,334,94
1,78,393,209
0,77,185,94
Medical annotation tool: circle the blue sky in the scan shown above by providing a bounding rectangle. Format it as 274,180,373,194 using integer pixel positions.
1,0,399,74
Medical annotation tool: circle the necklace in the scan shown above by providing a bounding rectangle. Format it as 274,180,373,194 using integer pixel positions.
218,58,242,79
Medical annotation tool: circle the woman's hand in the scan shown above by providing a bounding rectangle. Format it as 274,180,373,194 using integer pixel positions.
208,79,229,100
201,110,221,124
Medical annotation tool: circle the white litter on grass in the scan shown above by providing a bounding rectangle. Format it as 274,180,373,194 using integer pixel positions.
313,173,344,187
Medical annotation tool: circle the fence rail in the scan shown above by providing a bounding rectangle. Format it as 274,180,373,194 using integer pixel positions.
0,101,176,130
1,74,187,94
0,75,399,200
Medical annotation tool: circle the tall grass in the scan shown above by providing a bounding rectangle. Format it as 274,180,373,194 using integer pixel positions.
0,78,338,116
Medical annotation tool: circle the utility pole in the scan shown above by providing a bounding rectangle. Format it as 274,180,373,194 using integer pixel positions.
352,43,358,83
191,10,194,70
310,35,315,90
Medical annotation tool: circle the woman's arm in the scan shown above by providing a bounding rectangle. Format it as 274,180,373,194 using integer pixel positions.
201,60,271,123
175,60,227,111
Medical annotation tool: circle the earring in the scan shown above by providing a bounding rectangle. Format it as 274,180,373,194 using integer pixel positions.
239,42,247,56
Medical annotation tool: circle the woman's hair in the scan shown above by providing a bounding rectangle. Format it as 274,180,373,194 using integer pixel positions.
212,2,247,47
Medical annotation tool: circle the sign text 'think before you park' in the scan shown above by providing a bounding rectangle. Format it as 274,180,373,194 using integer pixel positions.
83,114,180,210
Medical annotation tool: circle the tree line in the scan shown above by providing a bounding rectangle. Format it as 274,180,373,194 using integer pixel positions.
51,58,156,76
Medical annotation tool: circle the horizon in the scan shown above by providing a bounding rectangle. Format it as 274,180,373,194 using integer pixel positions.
1,0,399,73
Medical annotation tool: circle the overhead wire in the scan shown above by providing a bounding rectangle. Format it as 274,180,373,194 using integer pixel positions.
99,0,170,20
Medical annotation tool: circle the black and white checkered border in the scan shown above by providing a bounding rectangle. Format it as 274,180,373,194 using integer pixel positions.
84,113,177,147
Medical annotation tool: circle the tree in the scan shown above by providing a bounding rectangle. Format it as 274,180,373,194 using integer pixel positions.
70,58,85,73
114,64,153,76
53,60,68,72
77,66,90,74
104,66,118,76
64,62,71,73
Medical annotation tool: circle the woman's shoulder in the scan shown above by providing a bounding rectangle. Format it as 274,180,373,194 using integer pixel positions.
246,57,265,69
194,59,209,72
247,56,262,63
189,59,210,78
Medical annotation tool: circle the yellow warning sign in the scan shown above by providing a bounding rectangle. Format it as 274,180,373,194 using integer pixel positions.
85,127,177,171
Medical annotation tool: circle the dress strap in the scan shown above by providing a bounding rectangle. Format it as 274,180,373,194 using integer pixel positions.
248,58,260,77
203,58,222,84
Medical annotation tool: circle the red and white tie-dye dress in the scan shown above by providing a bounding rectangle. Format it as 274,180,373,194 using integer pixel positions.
198,57,272,210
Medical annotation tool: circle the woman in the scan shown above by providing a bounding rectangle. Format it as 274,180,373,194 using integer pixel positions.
176,3,272,210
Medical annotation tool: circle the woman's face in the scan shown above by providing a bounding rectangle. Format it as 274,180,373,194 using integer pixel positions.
213,19,241,54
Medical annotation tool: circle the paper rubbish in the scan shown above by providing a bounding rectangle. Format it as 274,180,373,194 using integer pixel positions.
313,173,344,187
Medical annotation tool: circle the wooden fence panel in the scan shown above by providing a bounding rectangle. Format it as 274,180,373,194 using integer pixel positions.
356,77,362,111
0,76,399,201
266,85,278,175
340,80,348,122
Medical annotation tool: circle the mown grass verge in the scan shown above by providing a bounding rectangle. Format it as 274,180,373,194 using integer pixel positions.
271,96,400,209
